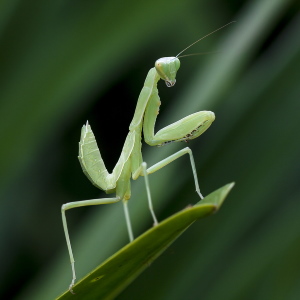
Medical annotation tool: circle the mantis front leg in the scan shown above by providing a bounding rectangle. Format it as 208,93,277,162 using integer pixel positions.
143,91,215,147
141,72,215,199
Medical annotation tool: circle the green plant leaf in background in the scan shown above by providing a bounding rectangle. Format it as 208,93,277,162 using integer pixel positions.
57,183,234,300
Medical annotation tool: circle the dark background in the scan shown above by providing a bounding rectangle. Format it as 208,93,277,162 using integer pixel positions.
0,0,300,299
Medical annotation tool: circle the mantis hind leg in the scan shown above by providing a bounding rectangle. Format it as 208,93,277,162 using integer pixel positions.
141,162,158,226
116,157,134,241
123,200,134,241
61,197,121,293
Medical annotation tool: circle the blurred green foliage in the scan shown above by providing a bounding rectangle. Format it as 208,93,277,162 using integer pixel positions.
0,0,299,299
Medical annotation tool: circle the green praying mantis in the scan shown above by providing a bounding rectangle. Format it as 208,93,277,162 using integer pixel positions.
61,22,234,293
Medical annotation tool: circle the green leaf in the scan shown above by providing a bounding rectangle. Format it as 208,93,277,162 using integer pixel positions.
56,183,234,300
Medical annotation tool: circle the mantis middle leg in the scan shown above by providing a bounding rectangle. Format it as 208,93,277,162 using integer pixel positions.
133,146,203,229
146,147,203,198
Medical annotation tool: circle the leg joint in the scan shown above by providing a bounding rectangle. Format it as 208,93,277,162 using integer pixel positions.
183,146,191,153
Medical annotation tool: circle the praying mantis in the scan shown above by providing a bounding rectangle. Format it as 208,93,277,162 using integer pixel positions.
61,22,234,293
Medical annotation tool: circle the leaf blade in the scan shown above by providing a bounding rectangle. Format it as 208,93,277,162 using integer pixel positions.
57,183,234,300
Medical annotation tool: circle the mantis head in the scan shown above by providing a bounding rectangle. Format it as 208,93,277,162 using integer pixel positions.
155,57,180,87
154,22,235,88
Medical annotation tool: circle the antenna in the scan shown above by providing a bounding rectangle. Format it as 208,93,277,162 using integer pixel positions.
177,51,220,59
176,21,236,58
